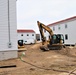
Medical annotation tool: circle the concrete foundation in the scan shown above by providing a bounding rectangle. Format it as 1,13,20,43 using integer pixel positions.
0,50,18,61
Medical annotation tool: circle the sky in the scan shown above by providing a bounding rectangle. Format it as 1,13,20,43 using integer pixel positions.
17,0,76,33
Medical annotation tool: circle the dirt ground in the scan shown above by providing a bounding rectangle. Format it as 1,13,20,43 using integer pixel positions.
0,43,76,75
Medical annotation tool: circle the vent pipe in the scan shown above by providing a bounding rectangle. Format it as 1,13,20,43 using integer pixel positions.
7,0,12,48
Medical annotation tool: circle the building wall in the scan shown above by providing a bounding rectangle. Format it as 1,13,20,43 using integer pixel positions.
44,19,76,45
44,30,49,40
0,51,17,60
18,32,36,44
0,0,17,60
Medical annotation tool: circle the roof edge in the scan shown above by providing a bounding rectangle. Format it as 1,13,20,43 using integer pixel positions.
17,29,35,33
48,16,76,26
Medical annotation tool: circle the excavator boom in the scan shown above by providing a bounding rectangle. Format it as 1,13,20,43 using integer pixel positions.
37,21,53,35
37,21,53,45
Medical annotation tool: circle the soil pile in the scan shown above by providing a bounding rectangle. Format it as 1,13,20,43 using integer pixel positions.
56,46,76,57
30,43,42,50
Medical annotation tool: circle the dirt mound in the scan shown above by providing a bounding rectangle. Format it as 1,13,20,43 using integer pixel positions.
56,46,76,57
30,43,42,50
30,43,76,58
1,44,76,75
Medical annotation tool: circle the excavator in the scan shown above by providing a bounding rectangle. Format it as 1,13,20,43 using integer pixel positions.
37,21,64,51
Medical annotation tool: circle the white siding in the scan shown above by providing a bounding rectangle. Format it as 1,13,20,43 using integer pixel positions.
18,32,36,44
0,0,17,51
0,0,17,60
44,30,50,40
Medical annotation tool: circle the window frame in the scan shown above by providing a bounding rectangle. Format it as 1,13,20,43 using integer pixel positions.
32,34,34,36
65,34,68,40
53,26,55,31
27,34,29,36
21,34,23,36
58,25,60,30
65,24,67,29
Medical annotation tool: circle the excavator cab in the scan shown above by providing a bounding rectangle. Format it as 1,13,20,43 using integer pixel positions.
50,34,58,44
46,34,64,50
57,34,64,43
50,34,64,44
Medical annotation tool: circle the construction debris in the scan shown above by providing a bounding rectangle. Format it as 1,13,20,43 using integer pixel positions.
0,65,16,68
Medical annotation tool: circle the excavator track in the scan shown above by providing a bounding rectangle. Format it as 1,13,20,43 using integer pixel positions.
40,44,63,51
47,44,63,50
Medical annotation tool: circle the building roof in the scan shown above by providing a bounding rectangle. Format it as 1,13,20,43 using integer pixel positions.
48,16,76,26
17,29,35,33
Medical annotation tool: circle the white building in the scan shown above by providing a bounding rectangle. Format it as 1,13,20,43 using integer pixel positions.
44,16,76,46
17,29,36,44
0,0,18,60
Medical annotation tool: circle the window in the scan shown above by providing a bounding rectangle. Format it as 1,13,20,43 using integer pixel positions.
21,34,23,36
65,24,67,28
44,29,46,32
53,27,55,31
32,34,34,36
53,35,56,40
65,34,68,40
58,25,60,30
27,34,29,36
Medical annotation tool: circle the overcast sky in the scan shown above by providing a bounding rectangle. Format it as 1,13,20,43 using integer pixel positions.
17,0,76,33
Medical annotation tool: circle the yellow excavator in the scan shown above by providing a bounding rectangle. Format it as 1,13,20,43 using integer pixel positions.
37,21,65,51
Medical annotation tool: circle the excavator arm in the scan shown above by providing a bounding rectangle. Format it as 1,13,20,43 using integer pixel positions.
37,21,53,45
